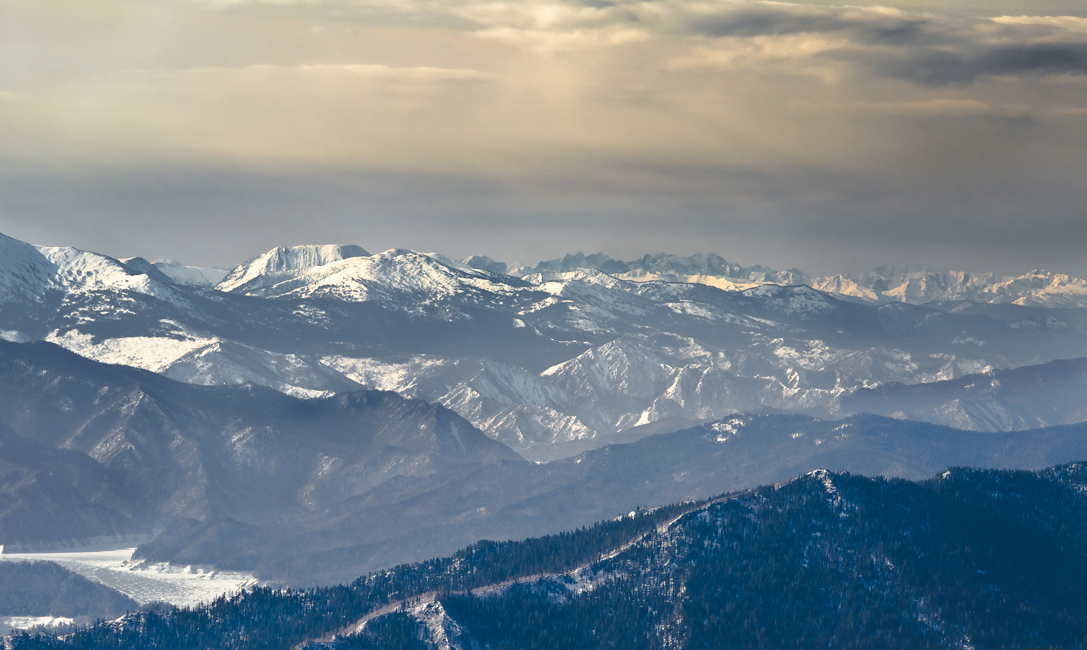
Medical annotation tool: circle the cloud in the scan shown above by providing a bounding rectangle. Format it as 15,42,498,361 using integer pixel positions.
851,98,1033,118
991,15,1087,32
654,2,933,43
130,0,1087,85
857,37,1087,86
625,2,1087,85
4,0,1087,277
149,63,495,86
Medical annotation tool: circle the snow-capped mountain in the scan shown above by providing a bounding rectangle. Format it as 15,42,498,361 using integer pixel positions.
217,246,529,312
216,244,370,293
490,253,1087,309
0,231,179,307
0,232,58,306
2,231,1087,458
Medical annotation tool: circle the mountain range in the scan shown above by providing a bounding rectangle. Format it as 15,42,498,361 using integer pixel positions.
481,252,1087,308
2,231,1086,458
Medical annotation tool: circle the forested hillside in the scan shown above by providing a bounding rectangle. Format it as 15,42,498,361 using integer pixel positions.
10,463,1087,650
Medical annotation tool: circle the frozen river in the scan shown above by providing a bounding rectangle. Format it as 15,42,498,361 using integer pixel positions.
0,541,259,611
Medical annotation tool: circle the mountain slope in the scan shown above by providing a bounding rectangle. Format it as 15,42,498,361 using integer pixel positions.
427,465,1087,650
133,412,1087,585
0,340,520,547
0,423,141,545
842,356,1087,430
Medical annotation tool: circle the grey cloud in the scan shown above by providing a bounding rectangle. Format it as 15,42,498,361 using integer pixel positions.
4,144,1087,278
673,6,933,45
870,42,1087,86
651,1,1087,85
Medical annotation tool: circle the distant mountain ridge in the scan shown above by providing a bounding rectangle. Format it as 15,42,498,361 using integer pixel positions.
473,252,1087,309
842,356,1087,431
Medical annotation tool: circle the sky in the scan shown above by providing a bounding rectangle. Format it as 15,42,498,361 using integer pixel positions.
1,0,1086,276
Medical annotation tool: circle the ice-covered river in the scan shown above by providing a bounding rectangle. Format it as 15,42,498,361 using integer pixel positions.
0,541,259,633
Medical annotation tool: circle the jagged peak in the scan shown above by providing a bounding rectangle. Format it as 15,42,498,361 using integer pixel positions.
514,252,629,277
462,255,510,275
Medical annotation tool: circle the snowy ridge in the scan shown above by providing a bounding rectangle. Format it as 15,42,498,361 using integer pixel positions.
0,233,183,306
509,252,1087,309
217,247,525,310
38,247,178,301
741,284,835,317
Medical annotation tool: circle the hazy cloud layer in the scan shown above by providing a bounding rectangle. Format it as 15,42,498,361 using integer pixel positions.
1,0,1086,275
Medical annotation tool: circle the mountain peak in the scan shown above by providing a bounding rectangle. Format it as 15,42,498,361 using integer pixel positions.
463,255,510,275
218,244,370,292
516,253,630,276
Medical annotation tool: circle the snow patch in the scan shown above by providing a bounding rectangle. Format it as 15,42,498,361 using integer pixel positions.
711,417,745,442
47,330,218,374
408,600,472,650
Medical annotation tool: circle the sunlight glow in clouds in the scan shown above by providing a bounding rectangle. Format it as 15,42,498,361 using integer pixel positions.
1,0,1086,274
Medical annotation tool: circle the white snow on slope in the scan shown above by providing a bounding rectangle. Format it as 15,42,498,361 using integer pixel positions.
408,600,473,650
0,233,56,305
48,329,339,398
0,616,75,636
38,246,179,302
47,329,217,373
218,247,524,309
323,355,596,447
